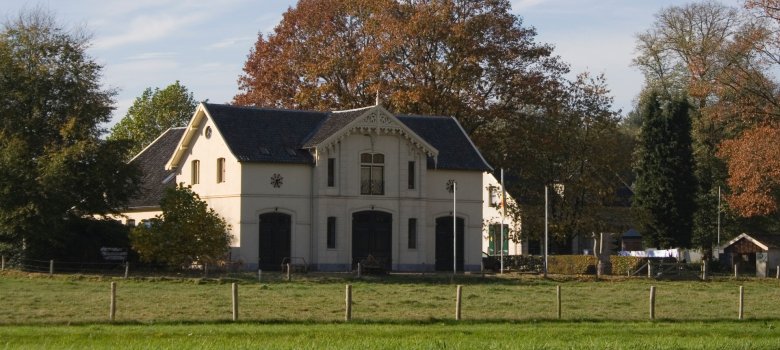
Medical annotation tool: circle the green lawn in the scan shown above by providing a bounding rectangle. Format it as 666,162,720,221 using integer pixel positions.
3,270,780,323
2,321,780,349
3,271,780,348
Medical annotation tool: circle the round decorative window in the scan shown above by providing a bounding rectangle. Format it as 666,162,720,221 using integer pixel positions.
205,126,212,139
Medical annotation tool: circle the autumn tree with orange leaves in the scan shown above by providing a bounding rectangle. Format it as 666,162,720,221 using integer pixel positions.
634,1,780,250
235,0,630,251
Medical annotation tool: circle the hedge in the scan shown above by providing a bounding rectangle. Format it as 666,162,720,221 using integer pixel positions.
547,255,597,275
609,256,645,275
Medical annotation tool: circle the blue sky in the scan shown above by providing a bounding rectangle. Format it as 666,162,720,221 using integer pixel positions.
4,0,742,128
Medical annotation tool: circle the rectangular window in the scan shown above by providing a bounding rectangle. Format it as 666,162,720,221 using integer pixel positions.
488,224,510,255
216,158,226,183
360,153,384,195
191,160,200,184
408,161,415,189
327,217,337,249
408,218,417,249
327,158,335,187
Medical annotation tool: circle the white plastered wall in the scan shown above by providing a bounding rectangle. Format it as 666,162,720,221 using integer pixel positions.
174,116,243,259
481,172,526,256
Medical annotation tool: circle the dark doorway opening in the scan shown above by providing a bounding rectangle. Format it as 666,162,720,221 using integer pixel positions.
352,210,392,270
435,216,464,271
258,212,291,271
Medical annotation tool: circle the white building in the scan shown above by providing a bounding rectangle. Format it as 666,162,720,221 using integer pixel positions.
123,102,499,272
482,173,527,257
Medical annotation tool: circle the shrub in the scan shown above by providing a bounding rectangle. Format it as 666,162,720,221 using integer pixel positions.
547,255,597,275
609,256,644,275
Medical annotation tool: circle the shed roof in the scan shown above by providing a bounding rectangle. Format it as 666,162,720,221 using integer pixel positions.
723,233,780,251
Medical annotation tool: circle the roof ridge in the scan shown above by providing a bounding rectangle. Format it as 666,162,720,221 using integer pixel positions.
204,102,326,115
332,105,375,113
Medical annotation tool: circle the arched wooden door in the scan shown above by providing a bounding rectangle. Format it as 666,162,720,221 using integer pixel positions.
258,212,291,271
435,216,464,271
352,210,392,270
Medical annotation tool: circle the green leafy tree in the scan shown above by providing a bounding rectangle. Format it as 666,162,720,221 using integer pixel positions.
0,9,139,259
109,81,197,158
633,90,696,248
131,184,231,268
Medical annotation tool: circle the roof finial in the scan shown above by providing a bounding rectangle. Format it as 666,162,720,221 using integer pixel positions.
375,89,380,106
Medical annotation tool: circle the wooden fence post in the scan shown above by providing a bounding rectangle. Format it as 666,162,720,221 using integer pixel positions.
345,284,352,321
556,285,562,319
455,285,463,321
258,269,262,282
738,286,744,320
701,262,708,280
232,283,239,321
357,262,362,278
109,282,116,322
124,263,129,279
734,264,739,278
49,260,54,275
776,266,779,279
649,286,656,320
286,263,291,281
647,262,653,278
1,255,5,271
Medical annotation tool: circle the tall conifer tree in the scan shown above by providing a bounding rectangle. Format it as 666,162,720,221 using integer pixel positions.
633,90,696,248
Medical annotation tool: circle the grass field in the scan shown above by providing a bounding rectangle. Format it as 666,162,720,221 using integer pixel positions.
3,270,780,348
2,321,780,349
2,270,780,323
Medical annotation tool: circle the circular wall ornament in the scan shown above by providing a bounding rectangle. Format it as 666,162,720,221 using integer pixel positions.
270,173,284,188
205,126,212,139
446,179,456,193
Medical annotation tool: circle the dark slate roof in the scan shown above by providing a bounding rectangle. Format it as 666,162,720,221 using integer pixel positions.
398,115,492,171
205,103,328,163
201,103,490,171
302,107,371,147
127,128,185,208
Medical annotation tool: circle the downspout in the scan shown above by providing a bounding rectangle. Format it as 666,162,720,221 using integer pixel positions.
310,148,316,271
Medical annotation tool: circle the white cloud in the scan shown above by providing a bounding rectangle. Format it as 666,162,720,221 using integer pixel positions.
124,52,178,61
511,0,549,11
93,13,206,50
207,36,256,50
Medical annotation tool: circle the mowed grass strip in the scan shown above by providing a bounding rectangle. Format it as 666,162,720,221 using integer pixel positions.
2,321,780,349
2,271,780,323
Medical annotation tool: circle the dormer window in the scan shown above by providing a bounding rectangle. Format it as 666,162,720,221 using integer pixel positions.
360,152,384,195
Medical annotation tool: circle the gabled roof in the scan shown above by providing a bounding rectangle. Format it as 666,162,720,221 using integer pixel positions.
206,103,328,163
303,105,439,160
166,103,491,172
127,127,185,209
723,233,780,250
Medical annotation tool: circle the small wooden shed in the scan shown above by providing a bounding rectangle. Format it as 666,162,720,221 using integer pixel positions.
721,233,780,277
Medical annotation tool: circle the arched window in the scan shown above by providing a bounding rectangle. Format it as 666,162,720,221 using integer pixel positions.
360,153,384,195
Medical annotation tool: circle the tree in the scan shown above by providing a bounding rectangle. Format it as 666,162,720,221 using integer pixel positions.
632,1,767,247
632,90,696,248
235,0,567,134
131,184,231,268
0,9,139,259
235,0,630,251
109,81,197,158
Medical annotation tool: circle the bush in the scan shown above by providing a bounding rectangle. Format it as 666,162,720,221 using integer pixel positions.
482,255,543,273
609,256,644,275
547,255,597,275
